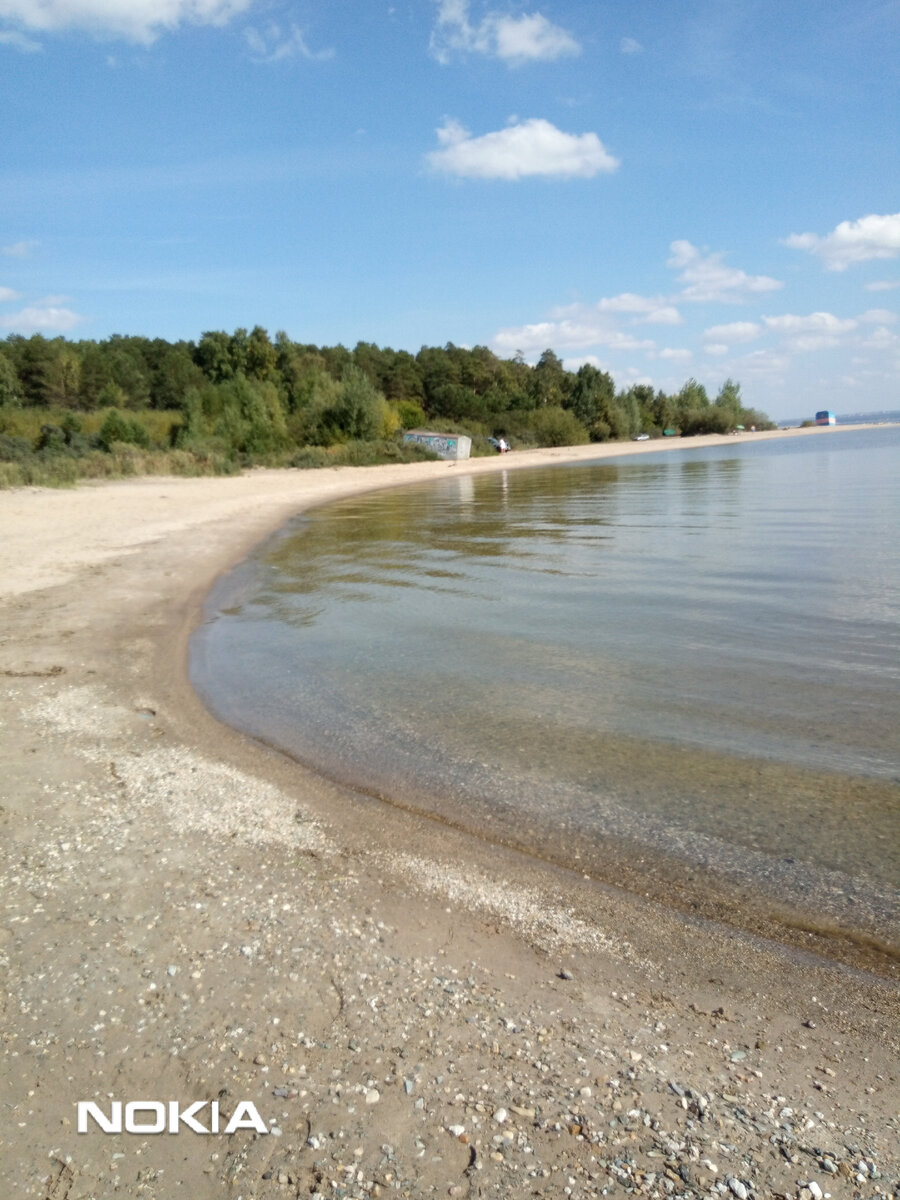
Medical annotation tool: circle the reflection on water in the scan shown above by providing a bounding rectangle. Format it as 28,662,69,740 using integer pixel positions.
192,429,900,954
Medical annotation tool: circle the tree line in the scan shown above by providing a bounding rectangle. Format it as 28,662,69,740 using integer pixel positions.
0,328,773,485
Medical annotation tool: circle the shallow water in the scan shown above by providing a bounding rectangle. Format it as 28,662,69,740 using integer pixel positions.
192,429,900,954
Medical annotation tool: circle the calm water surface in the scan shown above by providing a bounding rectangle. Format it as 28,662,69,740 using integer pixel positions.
192,429,900,951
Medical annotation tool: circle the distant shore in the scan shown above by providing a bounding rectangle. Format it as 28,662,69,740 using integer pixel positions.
1,422,897,1198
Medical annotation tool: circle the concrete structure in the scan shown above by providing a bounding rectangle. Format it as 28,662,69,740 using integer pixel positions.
403,430,472,460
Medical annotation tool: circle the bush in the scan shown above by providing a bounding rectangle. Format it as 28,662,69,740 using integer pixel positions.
289,438,438,469
529,406,590,447
0,434,35,463
98,408,151,451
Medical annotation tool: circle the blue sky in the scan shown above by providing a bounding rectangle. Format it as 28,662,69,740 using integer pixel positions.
1,0,898,421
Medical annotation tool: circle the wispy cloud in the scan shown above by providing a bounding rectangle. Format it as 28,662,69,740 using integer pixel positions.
620,37,642,55
244,22,333,64
865,279,900,292
492,313,655,356
0,285,22,302
0,298,84,332
0,0,254,43
0,27,42,50
2,239,39,258
427,117,619,180
762,311,858,351
783,212,900,271
667,240,782,302
550,295,681,325
702,320,762,346
430,0,580,65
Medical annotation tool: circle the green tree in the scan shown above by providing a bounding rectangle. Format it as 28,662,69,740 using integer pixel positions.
530,405,589,447
195,331,235,383
568,364,615,438
329,364,384,441
530,349,568,408
246,326,277,382
0,352,23,406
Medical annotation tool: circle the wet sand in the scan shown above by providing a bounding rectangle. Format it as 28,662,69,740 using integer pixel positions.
1,427,898,1199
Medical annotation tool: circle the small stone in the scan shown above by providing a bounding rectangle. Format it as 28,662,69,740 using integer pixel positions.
493,1107,508,1124
558,969,574,980
365,1089,380,1105
807,1183,823,1200
447,1124,466,1138
727,1177,748,1199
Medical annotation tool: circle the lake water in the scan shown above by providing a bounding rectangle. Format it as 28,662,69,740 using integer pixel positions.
192,428,900,962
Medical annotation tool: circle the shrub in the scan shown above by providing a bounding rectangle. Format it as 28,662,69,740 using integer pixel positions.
98,408,151,451
529,406,590,447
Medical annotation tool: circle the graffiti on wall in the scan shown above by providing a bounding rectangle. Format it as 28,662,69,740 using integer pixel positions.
403,432,459,458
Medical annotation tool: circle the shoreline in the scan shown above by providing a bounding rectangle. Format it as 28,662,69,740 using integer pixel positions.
2,424,898,1199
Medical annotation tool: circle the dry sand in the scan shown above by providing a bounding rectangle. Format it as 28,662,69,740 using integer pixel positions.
1,428,897,1200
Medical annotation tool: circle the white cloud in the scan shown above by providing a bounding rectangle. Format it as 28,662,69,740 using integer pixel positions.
427,117,619,180
702,320,762,345
551,294,680,325
859,308,897,325
244,23,332,63
659,347,692,362
493,315,654,356
860,326,899,350
0,301,84,332
763,312,857,336
491,12,579,63
0,0,254,43
783,212,900,271
0,285,21,301
0,26,41,49
430,1,579,65
620,37,642,54
736,349,791,376
563,354,610,372
762,311,857,352
668,240,782,302
865,279,900,292
704,344,729,356
2,239,38,257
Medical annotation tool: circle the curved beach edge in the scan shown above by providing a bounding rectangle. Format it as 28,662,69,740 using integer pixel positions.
1,425,897,1199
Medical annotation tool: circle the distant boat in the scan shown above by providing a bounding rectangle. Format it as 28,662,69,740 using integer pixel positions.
815,410,836,426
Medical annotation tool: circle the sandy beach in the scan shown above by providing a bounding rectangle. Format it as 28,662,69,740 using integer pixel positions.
1,426,897,1200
